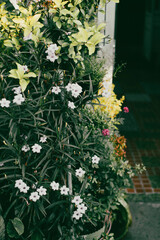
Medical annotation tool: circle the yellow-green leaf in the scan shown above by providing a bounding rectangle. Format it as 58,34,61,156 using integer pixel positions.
54,0,68,8
16,63,24,79
20,79,30,92
53,16,59,22
24,72,36,78
8,69,18,79
75,0,82,5
97,23,106,31
13,18,25,27
73,20,82,26
4,40,13,48
28,14,41,26
88,32,104,45
19,7,29,15
72,28,90,42
85,43,95,55
56,21,62,29
60,9,70,15
12,37,20,50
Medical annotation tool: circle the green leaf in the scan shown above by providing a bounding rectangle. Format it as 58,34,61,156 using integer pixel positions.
56,21,62,29
12,218,24,236
12,37,20,50
53,16,59,22
0,216,5,240
31,231,43,240
7,218,24,238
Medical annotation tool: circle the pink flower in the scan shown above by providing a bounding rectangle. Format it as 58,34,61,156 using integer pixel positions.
123,107,129,113
102,129,110,136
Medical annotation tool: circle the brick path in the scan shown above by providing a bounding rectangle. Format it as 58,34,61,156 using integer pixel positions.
114,58,160,194
126,138,160,194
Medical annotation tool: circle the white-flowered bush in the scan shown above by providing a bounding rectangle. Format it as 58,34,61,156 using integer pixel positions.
0,0,144,240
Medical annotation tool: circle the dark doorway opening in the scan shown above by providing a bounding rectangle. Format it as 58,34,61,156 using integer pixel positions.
115,0,146,66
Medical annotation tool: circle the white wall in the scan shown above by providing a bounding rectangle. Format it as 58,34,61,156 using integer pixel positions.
98,1,117,75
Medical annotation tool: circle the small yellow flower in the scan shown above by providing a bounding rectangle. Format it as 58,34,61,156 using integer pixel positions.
93,83,125,119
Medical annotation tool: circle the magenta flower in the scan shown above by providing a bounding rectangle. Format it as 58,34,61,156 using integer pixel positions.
102,129,110,136
123,107,129,113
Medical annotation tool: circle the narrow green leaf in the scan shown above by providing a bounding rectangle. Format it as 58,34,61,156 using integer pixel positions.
0,216,5,240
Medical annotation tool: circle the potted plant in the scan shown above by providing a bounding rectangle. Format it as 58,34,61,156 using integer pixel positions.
0,0,145,239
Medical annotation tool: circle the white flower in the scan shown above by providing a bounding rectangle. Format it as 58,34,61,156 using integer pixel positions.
15,179,24,188
31,144,42,153
65,83,82,98
40,135,47,143
13,94,25,105
77,203,87,214
46,44,58,54
75,168,85,178
19,183,30,193
29,192,40,202
32,183,37,189
92,155,100,164
37,186,47,196
0,98,10,108
60,185,69,195
65,83,73,92
22,145,30,152
71,83,82,98
23,32,32,41
46,44,59,63
47,54,58,63
72,196,83,205
52,86,61,94
12,86,21,95
22,65,28,73
72,210,83,220
0,162,4,167
50,181,59,190
68,101,76,109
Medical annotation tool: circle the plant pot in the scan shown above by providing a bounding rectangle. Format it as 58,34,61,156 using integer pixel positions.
111,198,132,240
82,225,105,240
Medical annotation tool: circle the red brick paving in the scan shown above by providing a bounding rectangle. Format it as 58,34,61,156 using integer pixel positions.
126,138,160,194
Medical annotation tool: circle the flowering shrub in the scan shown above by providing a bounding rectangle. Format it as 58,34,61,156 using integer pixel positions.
0,0,143,240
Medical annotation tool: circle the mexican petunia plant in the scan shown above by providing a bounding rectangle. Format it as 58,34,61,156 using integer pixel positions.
0,0,144,239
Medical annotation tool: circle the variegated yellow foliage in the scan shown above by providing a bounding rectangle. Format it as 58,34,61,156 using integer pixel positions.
12,5,43,44
94,83,125,119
